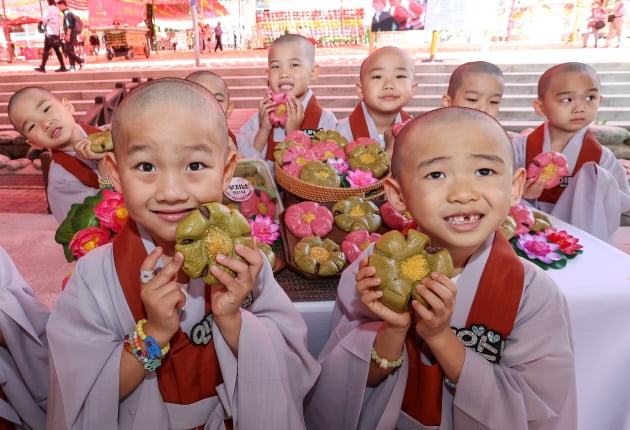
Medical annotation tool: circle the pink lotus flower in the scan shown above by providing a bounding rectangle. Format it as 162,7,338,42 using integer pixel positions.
248,215,280,245
284,201,334,238
94,189,128,233
284,130,312,148
508,204,535,236
282,145,317,178
69,226,111,259
311,141,345,162
346,169,378,188
341,230,381,263
240,189,277,219
527,151,570,189
326,158,349,175
543,227,583,255
345,137,377,154
515,233,563,264
269,92,289,127
391,119,411,137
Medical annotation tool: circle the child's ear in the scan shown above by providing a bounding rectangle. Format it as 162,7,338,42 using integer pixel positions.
384,176,408,214
355,82,364,100
60,97,75,114
310,64,320,82
104,152,122,193
511,167,526,205
441,94,452,108
532,99,546,117
225,100,234,119
221,149,238,192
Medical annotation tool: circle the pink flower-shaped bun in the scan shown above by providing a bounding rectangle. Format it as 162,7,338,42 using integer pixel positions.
380,200,411,231
269,92,289,127
284,201,334,238
509,204,535,236
341,230,381,263
391,119,411,137
240,189,277,219
527,151,569,189
285,130,312,148
281,145,317,178
311,141,345,162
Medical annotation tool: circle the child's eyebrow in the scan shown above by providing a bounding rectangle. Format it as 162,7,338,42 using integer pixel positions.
470,153,506,165
417,155,449,169
21,99,47,131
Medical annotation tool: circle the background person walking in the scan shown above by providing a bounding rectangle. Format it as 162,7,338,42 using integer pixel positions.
607,0,626,47
34,0,67,73
56,0,84,71
214,21,223,51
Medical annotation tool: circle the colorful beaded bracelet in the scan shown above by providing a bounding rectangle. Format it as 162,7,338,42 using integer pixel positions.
136,319,171,357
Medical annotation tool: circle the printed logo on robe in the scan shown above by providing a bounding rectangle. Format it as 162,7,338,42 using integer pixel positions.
452,324,505,363
302,128,323,138
559,175,570,188
190,292,254,346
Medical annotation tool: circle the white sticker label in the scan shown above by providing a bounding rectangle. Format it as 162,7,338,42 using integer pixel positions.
224,177,254,202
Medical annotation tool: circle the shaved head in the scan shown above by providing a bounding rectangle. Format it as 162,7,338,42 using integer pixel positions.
447,61,504,98
392,106,513,178
270,34,315,65
537,62,600,99
8,87,55,129
359,46,415,80
111,77,228,154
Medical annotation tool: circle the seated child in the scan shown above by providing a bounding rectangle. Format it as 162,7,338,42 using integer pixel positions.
512,62,630,243
8,87,102,223
46,78,320,429
185,70,241,156
236,34,337,162
441,60,505,118
305,107,576,430
336,46,417,156
0,247,49,430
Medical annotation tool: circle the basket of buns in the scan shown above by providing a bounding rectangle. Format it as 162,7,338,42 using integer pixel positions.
273,130,389,203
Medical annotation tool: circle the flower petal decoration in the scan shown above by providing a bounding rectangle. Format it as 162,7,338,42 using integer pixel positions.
380,200,412,231
526,151,570,189
326,158,349,175
543,227,583,256
299,161,341,187
248,214,280,245
293,236,347,276
347,142,390,179
341,230,381,263
368,229,454,312
269,91,289,127
346,169,378,188
332,196,382,233
281,146,317,178
273,130,312,165
284,201,334,238
94,189,128,233
508,204,535,236
69,226,111,259
175,202,274,285
240,189,277,219
515,233,563,265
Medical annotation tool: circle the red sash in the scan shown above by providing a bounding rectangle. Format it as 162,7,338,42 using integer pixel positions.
265,95,324,161
401,232,525,425
525,124,602,204
50,123,101,189
112,221,224,407
0,389,16,430
348,103,411,140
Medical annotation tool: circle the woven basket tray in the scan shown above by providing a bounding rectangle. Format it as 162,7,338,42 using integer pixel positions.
274,163,385,203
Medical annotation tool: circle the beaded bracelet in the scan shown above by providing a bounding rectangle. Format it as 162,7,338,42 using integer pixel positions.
125,329,162,372
98,177,113,190
370,346,404,369
443,377,457,390
136,319,170,358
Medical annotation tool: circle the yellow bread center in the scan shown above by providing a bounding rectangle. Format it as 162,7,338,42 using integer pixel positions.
400,254,430,281
309,246,330,262
204,226,234,257
300,213,316,223
349,206,365,217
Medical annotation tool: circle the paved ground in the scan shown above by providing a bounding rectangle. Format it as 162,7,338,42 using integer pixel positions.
1,41,630,74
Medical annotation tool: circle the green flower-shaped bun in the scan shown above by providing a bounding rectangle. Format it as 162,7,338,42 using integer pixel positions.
299,161,341,187
332,196,381,233
175,202,275,285
293,236,346,276
368,229,454,312
347,142,389,179
312,129,348,148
